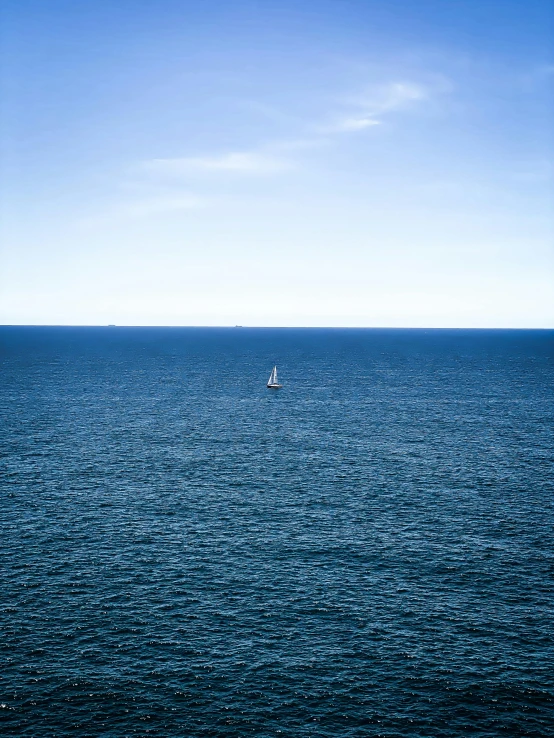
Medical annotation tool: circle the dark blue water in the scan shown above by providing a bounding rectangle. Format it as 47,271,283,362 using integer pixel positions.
1,327,553,737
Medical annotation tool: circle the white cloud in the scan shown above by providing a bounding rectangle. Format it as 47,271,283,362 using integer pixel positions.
320,80,433,134
144,151,292,176
372,81,429,112
324,116,381,133
140,80,437,182
343,81,429,120
271,137,330,152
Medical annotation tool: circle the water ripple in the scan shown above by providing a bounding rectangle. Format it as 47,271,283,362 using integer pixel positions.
1,327,553,736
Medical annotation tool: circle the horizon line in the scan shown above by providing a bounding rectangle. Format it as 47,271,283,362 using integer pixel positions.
1,324,552,331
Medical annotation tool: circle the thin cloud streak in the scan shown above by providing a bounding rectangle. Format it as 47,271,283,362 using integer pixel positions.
138,79,442,186
325,81,430,132
322,116,380,133
360,81,429,113
144,151,293,176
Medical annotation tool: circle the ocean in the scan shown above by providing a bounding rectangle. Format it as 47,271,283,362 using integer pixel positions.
1,327,553,737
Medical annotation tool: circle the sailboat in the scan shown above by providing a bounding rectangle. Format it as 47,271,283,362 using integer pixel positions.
267,365,282,389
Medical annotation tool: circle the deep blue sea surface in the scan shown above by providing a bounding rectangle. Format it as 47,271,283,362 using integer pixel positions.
1,327,553,737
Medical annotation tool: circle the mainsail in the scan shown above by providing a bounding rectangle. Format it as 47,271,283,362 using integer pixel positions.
267,365,283,388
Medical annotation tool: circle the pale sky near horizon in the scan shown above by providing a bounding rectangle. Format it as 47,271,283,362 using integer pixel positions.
1,0,553,327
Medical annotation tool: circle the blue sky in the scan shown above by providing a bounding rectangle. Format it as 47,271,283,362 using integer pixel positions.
1,0,552,326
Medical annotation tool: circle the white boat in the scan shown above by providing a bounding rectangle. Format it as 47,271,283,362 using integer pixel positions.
267,365,282,389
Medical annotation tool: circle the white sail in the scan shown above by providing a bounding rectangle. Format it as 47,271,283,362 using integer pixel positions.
268,366,279,386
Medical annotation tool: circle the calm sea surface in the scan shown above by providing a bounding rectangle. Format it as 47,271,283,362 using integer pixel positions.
1,327,553,737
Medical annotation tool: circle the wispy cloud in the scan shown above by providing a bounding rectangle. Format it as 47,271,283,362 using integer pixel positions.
135,78,443,191
362,81,429,113
75,74,448,228
143,151,292,176
323,116,381,133
324,81,430,133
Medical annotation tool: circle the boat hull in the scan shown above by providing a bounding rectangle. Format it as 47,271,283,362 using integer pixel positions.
267,384,282,389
